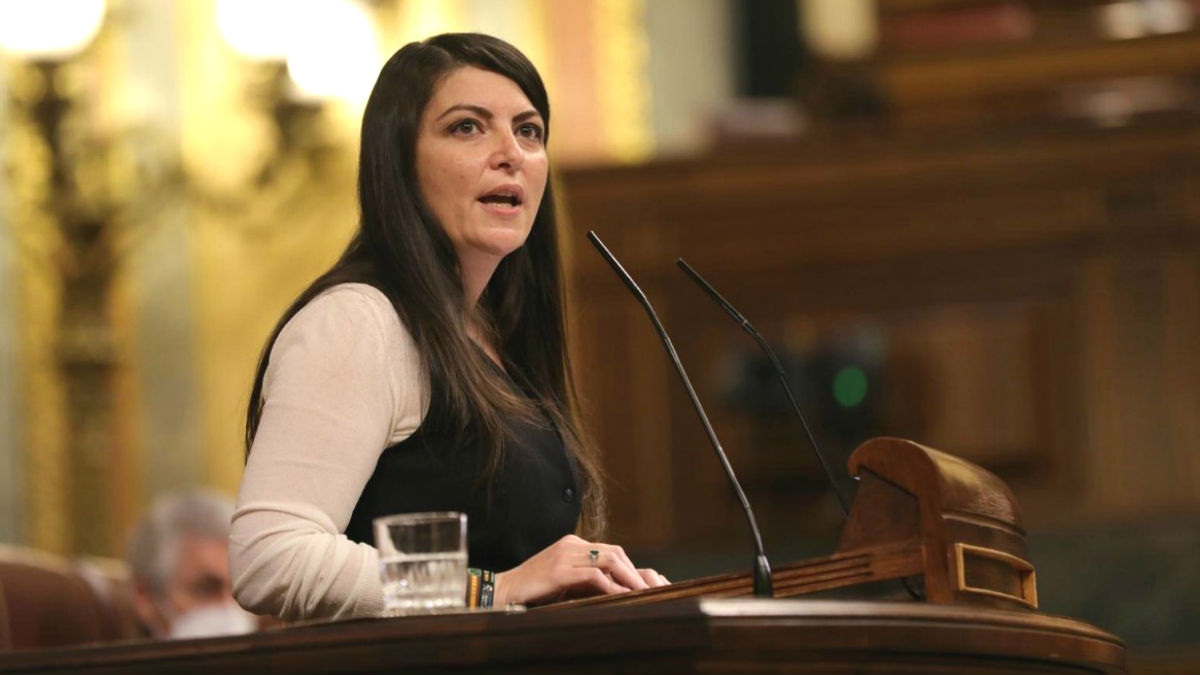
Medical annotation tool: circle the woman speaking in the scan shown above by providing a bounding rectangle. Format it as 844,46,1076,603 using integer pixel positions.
229,33,667,621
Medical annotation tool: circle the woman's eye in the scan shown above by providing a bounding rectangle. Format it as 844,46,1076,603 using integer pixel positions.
518,123,544,141
451,119,480,135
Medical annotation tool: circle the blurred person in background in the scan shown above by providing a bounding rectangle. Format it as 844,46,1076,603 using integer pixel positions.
126,489,259,639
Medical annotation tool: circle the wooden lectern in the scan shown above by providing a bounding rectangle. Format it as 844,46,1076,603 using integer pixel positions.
0,438,1127,673
551,436,1043,612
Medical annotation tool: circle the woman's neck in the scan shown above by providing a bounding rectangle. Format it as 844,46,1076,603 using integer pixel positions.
458,251,500,310
465,317,504,371
458,251,507,369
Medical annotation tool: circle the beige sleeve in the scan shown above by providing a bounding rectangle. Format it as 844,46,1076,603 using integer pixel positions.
229,283,426,621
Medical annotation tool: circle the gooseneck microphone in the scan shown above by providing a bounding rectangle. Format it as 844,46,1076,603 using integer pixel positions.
587,231,773,598
675,258,852,516
675,259,929,601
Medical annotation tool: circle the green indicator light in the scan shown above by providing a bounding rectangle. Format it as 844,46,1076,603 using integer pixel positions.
833,366,868,408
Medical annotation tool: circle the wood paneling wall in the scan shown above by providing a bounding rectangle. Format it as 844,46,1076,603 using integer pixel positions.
558,122,1200,554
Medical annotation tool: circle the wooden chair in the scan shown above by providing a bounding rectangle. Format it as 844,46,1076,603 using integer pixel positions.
0,546,140,651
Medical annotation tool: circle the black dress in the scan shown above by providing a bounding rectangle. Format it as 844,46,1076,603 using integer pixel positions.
344,360,581,572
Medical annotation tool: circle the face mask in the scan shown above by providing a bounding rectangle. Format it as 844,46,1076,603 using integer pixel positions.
168,601,258,640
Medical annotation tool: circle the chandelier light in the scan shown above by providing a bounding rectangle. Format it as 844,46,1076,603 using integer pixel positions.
0,0,106,60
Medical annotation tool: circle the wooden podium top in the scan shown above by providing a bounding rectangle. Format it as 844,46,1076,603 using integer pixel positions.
0,598,1126,674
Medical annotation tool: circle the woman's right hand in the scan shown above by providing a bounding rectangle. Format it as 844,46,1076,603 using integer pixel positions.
492,534,669,607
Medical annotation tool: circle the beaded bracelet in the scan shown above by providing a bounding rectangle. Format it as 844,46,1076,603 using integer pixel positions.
467,568,495,608
480,569,495,608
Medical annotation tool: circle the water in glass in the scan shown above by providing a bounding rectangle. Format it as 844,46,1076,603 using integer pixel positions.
379,551,468,615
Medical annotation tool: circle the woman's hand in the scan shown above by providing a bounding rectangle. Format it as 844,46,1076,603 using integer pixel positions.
492,534,670,607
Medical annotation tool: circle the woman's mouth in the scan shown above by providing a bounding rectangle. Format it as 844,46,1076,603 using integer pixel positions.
477,186,524,215
479,194,519,206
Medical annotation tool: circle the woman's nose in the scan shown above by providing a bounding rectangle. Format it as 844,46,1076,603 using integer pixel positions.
490,132,525,171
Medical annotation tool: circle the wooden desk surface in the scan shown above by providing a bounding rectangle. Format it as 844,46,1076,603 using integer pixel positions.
0,598,1126,674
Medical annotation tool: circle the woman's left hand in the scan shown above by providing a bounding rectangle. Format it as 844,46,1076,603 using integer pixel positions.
492,534,669,607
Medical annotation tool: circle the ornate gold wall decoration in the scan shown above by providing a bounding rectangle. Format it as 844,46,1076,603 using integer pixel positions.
178,0,361,495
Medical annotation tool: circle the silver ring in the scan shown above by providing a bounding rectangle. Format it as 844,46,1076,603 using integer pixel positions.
588,549,600,567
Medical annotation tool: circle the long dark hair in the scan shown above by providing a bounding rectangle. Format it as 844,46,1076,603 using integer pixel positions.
245,33,605,538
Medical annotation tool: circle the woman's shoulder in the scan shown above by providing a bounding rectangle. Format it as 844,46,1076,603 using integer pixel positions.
265,283,427,428
294,282,406,334
274,282,419,364
308,282,395,319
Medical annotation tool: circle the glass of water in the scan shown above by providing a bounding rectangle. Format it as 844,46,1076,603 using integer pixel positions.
374,511,468,616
